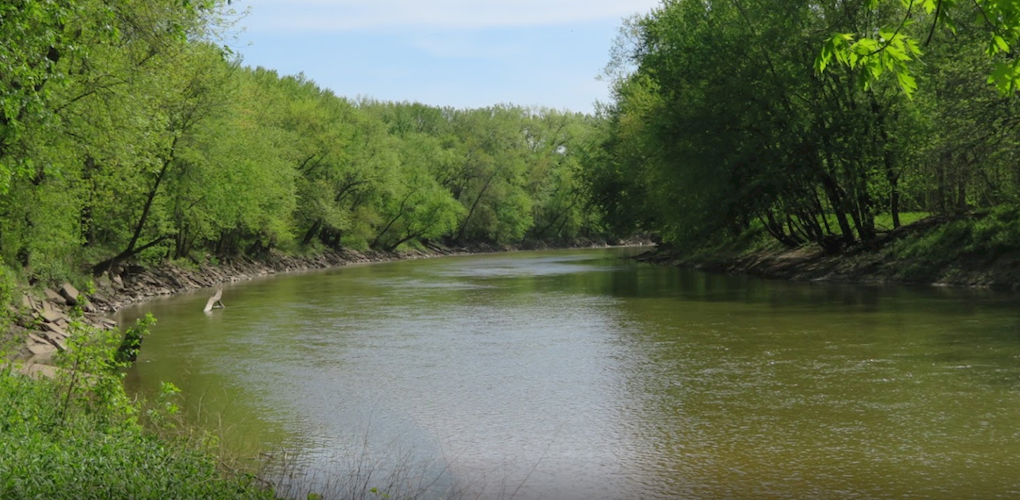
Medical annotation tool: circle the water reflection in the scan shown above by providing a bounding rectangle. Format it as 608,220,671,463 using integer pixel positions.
123,248,1020,499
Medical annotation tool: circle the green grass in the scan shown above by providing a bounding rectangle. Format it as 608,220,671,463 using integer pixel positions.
874,211,931,231
0,323,276,500
816,211,931,236
880,205,1020,281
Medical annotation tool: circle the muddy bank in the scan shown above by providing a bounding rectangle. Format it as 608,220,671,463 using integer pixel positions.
638,225,1020,290
6,239,644,371
89,238,640,313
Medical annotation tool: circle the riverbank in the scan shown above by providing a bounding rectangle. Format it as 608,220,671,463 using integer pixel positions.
6,238,642,367
2,239,641,500
88,238,641,313
637,214,1020,289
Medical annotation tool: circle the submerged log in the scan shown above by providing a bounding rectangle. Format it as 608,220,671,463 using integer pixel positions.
203,288,224,313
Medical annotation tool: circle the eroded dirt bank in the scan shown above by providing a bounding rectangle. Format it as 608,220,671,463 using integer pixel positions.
638,223,1020,290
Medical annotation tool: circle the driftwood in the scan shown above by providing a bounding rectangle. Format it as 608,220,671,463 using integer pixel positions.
203,288,225,312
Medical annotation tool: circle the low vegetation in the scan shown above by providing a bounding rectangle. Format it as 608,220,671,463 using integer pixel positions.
0,320,274,499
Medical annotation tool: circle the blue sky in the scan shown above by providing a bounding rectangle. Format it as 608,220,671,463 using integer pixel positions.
230,0,661,114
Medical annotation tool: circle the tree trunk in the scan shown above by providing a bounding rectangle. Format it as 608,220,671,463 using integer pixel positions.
94,139,177,275
301,219,322,246
455,172,497,242
203,288,224,313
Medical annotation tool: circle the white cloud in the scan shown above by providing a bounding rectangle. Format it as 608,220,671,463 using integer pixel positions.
241,0,661,32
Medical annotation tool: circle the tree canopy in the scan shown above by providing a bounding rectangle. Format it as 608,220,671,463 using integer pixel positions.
585,0,1020,254
0,0,607,282
5,0,1020,283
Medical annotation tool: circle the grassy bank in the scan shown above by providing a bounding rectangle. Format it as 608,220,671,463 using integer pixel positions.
643,209,1020,288
0,320,276,500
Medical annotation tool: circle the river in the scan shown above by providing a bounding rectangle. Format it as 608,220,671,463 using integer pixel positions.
120,248,1020,500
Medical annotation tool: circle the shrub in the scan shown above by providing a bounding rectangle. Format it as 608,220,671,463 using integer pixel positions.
0,322,275,500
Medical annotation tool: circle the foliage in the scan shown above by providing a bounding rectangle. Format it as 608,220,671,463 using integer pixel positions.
114,313,156,365
0,322,274,499
0,257,14,329
0,0,605,282
818,0,1020,95
587,0,1020,258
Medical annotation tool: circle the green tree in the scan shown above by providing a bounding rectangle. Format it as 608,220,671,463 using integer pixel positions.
818,0,1020,95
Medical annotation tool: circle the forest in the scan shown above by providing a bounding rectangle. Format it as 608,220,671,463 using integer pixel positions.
588,0,1020,257
0,0,602,287
3,0,1020,288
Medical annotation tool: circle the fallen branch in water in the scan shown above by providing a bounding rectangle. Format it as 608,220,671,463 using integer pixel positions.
203,288,224,313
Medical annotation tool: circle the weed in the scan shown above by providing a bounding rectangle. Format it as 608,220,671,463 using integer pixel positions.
0,321,275,499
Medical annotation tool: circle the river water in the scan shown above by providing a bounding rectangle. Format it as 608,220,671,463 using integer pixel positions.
120,248,1020,500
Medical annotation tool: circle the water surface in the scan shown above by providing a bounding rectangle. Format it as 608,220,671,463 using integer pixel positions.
121,248,1020,499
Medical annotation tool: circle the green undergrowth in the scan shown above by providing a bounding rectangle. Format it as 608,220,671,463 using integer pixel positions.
874,211,931,231
658,209,1020,285
664,211,931,265
884,206,1020,281
665,222,774,264
0,320,275,500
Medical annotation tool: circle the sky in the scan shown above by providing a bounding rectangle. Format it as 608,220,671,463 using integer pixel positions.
229,0,662,114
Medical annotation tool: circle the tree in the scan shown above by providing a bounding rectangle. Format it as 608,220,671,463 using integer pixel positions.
591,0,923,252
817,0,1020,95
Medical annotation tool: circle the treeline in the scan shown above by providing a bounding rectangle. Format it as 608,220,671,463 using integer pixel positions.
586,0,1020,254
8,0,1017,286
0,0,601,283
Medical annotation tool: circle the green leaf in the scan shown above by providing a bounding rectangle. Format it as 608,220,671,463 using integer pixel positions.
992,34,1010,53
987,61,1013,94
895,70,918,97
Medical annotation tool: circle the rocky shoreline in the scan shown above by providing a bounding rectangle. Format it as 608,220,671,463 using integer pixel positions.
7,240,638,373
6,247,451,372
87,247,419,313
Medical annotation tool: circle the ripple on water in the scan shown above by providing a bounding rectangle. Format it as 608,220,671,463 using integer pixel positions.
123,249,1020,500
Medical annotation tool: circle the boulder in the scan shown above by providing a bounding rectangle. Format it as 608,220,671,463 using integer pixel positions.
41,309,65,323
45,336,67,351
26,342,57,358
44,288,66,305
96,273,112,290
58,283,80,305
41,322,68,339
30,296,44,314
112,275,124,289
18,362,59,379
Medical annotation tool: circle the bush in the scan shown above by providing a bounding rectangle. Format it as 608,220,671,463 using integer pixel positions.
0,258,15,330
0,322,275,500
967,204,1020,254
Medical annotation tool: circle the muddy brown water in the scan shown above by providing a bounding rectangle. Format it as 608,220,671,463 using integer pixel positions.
120,248,1020,500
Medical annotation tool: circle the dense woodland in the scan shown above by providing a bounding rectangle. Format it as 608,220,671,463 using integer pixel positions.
0,0,602,285
588,0,1020,255
3,0,1020,288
